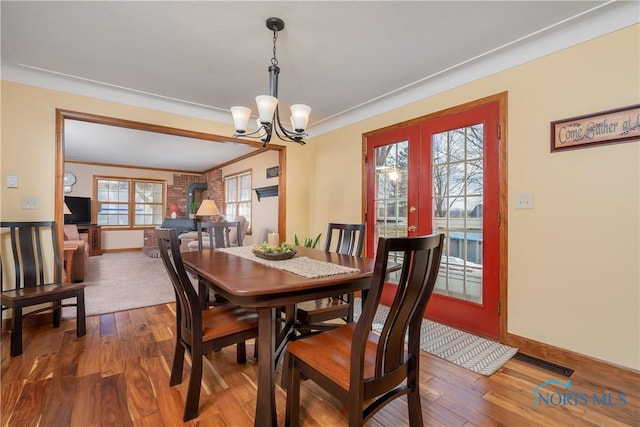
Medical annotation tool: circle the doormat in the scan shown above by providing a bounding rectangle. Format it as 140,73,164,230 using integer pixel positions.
353,300,518,376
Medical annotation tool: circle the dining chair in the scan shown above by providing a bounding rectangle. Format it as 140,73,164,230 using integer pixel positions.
155,227,258,421
195,220,243,307
284,233,444,427
0,221,86,357
295,223,365,333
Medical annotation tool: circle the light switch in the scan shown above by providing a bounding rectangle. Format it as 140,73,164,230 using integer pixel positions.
6,175,18,188
515,193,534,210
22,196,40,209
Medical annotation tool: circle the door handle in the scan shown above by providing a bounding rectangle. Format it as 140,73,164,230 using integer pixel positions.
409,206,417,213
407,225,416,232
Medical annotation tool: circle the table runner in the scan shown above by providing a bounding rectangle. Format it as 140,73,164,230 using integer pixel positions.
216,246,360,279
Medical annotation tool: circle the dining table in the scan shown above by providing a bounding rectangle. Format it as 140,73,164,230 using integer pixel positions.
180,245,379,427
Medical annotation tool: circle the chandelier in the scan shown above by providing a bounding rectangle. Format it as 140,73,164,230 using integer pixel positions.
231,17,311,146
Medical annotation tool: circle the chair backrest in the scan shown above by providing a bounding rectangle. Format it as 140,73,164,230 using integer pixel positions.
0,221,62,289
196,221,242,251
352,234,444,385
324,223,365,257
156,227,202,343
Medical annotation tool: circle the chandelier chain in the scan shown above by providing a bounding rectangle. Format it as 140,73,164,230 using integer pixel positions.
271,26,279,67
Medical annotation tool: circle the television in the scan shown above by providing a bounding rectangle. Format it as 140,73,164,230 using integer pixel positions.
64,196,92,225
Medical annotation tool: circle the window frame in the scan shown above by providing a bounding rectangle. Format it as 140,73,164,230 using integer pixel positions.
224,170,252,234
94,175,166,229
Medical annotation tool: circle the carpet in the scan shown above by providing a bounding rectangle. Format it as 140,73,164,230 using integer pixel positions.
64,251,175,317
353,300,518,376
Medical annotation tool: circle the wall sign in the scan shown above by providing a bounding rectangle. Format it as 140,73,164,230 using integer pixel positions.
266,166,279,178
550,104,640,152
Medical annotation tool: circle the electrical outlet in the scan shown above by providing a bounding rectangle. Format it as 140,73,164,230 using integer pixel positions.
515,193,534,210
22,196,40,209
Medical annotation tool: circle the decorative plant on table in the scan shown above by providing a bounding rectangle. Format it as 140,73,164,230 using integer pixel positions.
188,201,200,218
294,233,322,248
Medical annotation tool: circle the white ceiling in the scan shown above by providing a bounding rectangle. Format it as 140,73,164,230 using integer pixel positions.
2,1,637,172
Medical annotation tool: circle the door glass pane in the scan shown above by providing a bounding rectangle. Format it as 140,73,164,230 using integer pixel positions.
432,125,484,303
374,141,408,282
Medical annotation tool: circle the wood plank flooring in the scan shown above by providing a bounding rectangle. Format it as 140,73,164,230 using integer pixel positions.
2,304,638,426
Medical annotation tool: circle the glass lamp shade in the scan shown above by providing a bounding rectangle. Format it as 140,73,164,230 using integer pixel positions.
290,104,311,131
231,106,252,133
196,199,220,217
255,95,278,123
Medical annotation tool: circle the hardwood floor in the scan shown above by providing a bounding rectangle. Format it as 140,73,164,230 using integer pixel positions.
2,304,638,426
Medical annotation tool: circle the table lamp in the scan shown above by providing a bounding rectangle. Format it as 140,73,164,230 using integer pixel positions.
63,202,72,215
196,199,220,218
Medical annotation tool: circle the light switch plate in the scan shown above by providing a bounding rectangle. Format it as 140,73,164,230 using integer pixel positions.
515,193,534,209
6,175,18,188
22,196,40,209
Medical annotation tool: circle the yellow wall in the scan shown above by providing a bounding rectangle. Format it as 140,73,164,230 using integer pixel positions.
1,25,637,369
307,25,640,369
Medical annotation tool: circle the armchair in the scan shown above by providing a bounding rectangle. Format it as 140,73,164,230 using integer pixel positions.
63,224,89,282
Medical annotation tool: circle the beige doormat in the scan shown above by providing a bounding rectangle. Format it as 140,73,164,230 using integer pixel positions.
354,299,517,376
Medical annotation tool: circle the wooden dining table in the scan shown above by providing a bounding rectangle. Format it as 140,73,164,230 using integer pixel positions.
181,246,378,427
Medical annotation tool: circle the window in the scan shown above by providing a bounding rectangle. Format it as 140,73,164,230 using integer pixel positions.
225,171,252,230
95,177,165,227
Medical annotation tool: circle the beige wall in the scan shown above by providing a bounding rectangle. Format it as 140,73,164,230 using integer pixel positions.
306,25,639,369
1,25,637,369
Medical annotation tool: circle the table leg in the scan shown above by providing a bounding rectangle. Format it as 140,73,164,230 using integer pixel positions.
255,307,277,427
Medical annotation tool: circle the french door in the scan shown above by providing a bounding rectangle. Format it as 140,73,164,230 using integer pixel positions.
365,99,502,339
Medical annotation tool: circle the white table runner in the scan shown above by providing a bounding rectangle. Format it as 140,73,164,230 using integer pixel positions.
216,246,360,279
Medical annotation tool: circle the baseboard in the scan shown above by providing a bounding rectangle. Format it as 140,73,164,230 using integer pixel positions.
506,332,640,381
101,247,143,254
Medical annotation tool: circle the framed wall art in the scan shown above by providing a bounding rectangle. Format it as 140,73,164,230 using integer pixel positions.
550,104,640,152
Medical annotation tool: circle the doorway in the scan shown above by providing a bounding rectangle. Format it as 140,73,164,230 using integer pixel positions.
54,109,287,250
364,93,507,340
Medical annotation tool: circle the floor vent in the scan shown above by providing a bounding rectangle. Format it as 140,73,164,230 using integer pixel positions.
513,352,574,377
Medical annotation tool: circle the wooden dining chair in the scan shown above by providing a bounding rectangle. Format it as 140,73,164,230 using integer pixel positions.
195,220,243,308
155,227,258,421
295,223,365,333
195,220,243,251
284,233,444,427
0,221,86,357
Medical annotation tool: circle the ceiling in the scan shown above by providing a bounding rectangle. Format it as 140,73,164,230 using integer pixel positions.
2,1,636,173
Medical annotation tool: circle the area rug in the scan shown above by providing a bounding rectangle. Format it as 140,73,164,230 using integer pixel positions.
64,251,175,317
353,300,518,376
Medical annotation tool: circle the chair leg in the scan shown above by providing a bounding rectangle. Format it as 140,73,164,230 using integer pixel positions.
10,304,23,357
76,290,87,337
284,355,301,427
407,389,424,427
183,347,203,421
170,341,186,386
236,341,247,364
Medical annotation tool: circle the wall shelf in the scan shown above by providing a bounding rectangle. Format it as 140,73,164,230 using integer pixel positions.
254,185,278,201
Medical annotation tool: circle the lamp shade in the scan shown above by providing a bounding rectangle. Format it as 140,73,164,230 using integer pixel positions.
63,202,72,215
196,199,220,217
255,95,278,123
290,104,311,131
231,106,252,133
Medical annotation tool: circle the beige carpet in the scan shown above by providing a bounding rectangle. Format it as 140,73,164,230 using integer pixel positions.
65,251,175,317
